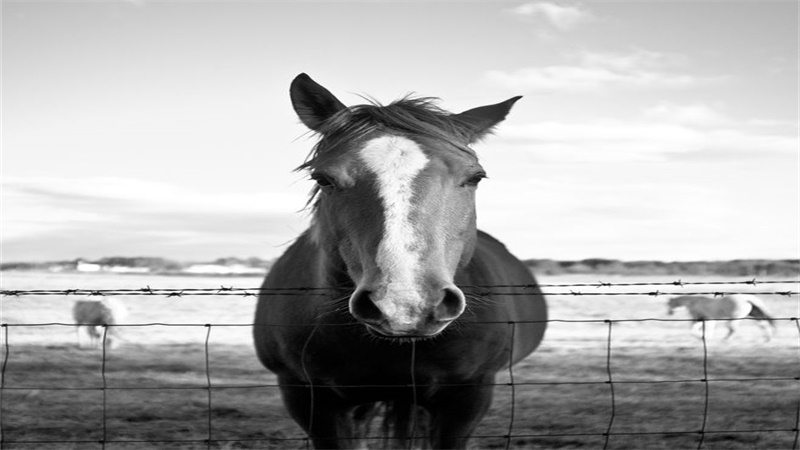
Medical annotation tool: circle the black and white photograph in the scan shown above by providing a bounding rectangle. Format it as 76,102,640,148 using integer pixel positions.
1,1,798,448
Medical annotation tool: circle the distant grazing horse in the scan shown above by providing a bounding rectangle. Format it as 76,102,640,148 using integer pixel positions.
73,299,127,349
667,294,776,342
253,74,547,449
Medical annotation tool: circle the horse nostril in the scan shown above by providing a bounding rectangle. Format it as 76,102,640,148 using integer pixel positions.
350,290,384,325
436,286,465,322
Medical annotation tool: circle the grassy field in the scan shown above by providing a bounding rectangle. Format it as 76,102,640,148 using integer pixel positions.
1,272,798,449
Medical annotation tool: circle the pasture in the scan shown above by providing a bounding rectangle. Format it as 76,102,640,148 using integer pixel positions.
1,271,798,449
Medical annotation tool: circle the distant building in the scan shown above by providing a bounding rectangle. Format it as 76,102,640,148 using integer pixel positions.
183,264,265,275
76,260,102,272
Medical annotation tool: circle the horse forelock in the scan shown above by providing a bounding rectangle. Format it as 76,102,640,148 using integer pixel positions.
297,97,476,171
298,97,479,219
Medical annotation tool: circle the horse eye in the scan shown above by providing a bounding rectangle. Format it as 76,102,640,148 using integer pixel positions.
311,173,336,189
462,172,487,187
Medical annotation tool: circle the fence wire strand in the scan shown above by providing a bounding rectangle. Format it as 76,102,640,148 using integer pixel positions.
0,279,798,448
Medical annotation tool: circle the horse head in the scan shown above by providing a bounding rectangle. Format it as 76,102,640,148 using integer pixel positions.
667,296,690,315
291,73,521,339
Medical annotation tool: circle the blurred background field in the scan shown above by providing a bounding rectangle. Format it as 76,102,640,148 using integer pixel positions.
1,271,798,449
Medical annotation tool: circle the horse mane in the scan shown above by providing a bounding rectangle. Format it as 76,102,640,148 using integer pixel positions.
297,96,478,209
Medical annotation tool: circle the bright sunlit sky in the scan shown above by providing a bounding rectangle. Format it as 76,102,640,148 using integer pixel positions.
2,1,798,263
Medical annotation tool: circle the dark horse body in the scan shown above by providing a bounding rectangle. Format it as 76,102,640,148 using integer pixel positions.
254,74,547,449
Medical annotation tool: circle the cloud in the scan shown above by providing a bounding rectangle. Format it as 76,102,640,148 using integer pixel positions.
643,102,731,127
3,177,305,216
747,118,799,128
507,2,595,31
485,66,699,93
475,147,797,261
475,109,798,260
122,0,146,8
578,49,687,72
484,50,725,93
497,121,703,162
1,177,309,260
494,106,796,163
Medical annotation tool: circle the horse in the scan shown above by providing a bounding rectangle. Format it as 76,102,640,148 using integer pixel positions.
72,298,128,349
667,294,776,342
253,74,547,449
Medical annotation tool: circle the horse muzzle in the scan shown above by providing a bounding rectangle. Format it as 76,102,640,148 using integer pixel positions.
349,285,466,339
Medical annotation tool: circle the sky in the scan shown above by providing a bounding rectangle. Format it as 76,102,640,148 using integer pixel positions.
1,1,798,263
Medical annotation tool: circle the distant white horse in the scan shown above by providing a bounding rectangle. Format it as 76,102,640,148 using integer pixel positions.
73,299,128,349
667,294,776,342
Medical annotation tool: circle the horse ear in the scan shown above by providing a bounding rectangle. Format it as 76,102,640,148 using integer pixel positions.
452,96,522,143
290,73,347,132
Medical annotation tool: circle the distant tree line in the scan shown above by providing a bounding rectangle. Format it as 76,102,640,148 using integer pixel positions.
524,258,800,277
0,256,274,273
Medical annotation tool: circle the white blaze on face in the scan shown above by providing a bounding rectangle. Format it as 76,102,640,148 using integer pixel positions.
359,135,430,324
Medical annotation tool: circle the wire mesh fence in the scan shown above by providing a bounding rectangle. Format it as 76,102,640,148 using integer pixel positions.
0,278,798,449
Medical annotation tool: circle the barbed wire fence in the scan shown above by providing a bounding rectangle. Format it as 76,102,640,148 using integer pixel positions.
0,278,798,449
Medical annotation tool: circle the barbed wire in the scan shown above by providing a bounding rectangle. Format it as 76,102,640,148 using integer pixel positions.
1,278,798,298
